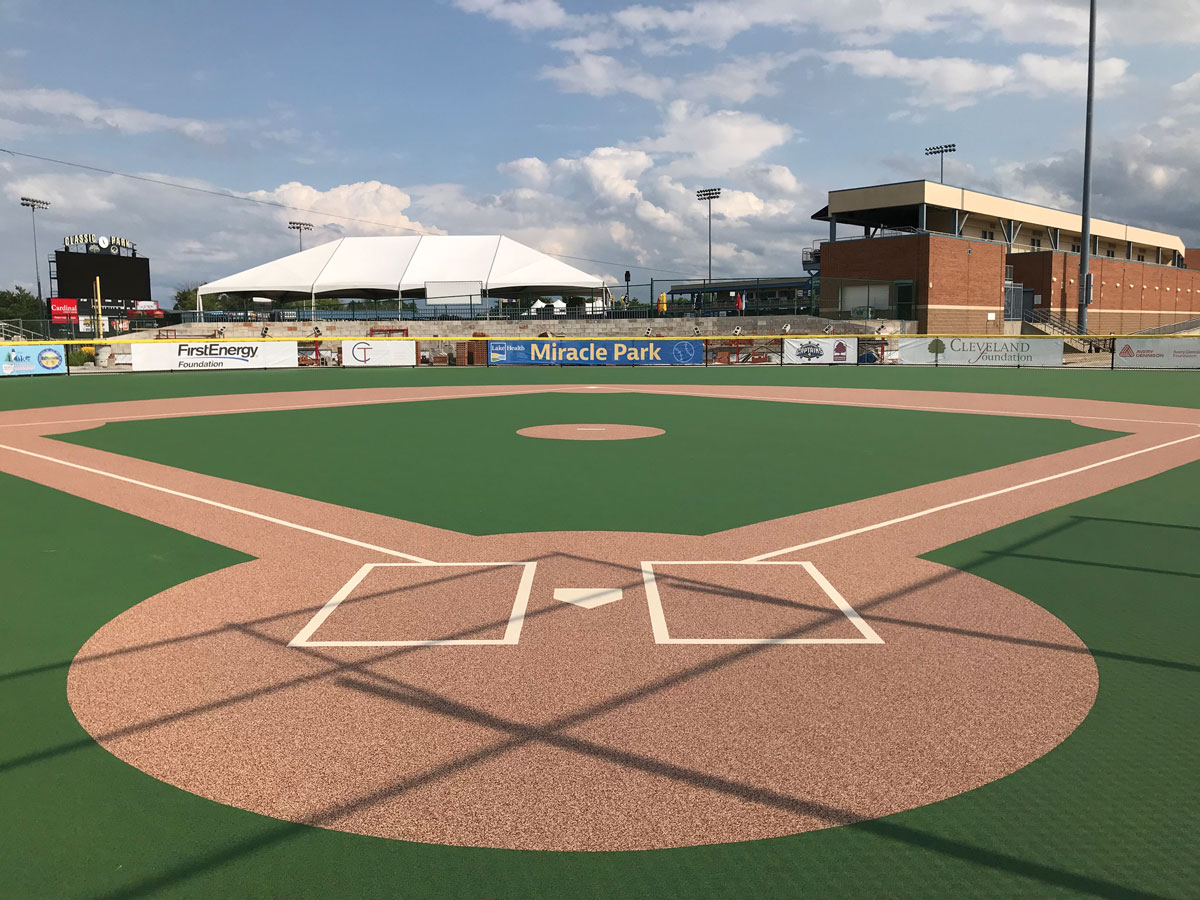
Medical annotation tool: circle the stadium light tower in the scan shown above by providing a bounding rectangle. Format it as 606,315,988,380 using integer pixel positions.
288,220,313,250
1078,0,1097,333
696,187,721,285
19,196,50,316
924,144,956,184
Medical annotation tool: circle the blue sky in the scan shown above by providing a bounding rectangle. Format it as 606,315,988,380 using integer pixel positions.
2,0,1199,302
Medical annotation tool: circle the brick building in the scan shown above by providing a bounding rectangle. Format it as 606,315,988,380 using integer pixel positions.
810,180,1200,333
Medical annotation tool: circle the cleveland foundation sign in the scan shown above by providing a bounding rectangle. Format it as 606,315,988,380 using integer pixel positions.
898,337,1063,367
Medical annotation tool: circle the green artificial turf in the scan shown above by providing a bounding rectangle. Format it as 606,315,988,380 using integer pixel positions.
1,363,1199,412
2,459,1197,899
57,392,1115,535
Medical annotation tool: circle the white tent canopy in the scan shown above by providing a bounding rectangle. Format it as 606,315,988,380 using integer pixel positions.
196,235,605,308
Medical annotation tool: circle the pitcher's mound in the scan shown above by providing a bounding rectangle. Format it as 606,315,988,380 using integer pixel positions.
517,424,664,441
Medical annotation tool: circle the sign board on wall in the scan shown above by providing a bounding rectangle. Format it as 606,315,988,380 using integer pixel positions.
488,339,704,366
341,340,417,367
897,337,1063,367
131,341,299,372
1113,338,1200,369
1,344,67,376
783,337,858,365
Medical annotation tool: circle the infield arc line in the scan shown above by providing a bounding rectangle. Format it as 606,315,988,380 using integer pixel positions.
290,561,537,647
641,560,882,645
744,431,1200,562
0,443,434,564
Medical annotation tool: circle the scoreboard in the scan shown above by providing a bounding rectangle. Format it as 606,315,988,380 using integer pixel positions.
55,250,152,301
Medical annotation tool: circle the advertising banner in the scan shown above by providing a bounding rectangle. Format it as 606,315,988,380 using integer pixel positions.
341,339,417,367
0,344,67,377
783,337,858,365
897,337,1063,367
50,298,79,324
488,339,704,366
1113,338,1200,369
132,341,299,372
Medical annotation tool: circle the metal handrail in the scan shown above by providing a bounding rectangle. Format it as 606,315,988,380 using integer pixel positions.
1133,316,1200,336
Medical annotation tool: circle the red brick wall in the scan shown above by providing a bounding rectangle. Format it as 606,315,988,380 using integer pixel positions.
925,235,1006,333
1010,251,1200,332
821,238,1200,334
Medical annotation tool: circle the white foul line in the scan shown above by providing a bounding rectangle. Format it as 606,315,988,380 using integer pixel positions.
745,431,1200,562
0,442,433,563
0,386,573,430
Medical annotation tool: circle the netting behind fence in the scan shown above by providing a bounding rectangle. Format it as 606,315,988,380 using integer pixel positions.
2,333,1199,377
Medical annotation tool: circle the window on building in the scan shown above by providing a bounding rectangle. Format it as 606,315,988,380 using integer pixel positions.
981,229,995,241
1137,254,1145,262
1030,237,1042,249
1070,243,1081,253
1106,249,1116,258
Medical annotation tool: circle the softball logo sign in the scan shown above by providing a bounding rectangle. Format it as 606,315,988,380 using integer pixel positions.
783,337,857,365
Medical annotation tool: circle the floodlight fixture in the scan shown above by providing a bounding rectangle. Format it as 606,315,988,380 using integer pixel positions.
695,187,722,283
19,197,50,312
288,220,313,250
924,144,957,183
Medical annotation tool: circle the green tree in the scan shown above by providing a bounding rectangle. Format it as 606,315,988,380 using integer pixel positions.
173,284,200,310
0,285,42,320
927,337,947,363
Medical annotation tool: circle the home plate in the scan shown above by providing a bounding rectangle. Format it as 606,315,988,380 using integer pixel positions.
554,588,622,609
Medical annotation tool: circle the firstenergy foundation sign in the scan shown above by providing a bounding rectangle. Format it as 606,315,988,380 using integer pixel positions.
898,337,1063,367
1113,338,1200,369
132,341,299,372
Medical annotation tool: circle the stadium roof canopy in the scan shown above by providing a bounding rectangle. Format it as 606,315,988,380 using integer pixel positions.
196,235,606,304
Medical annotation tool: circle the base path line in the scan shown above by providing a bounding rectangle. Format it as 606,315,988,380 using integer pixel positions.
598,385,1200,428
0,386,569,430
745,431,1200,562
0,443,433,563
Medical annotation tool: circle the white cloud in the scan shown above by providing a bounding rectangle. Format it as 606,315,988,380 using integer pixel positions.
825,49,1128,110
458,0,1200,50
452,0,576,31
540,53,669,100
632,100,794,175
677,51,809,103
0,85,226,142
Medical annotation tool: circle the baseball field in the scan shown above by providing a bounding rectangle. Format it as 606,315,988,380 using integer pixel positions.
2,365,1197,899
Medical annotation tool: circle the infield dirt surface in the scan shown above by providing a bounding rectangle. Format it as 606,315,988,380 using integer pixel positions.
1,383,1197,852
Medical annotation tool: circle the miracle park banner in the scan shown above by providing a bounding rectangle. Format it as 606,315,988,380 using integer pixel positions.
488,339,704,365
897,337,1063,367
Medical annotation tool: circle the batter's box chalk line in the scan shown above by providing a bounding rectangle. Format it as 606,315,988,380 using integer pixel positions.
641,560,884,646
289,561,537,647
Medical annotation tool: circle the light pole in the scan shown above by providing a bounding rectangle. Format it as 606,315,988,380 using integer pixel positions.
1078,0,1097,333
288,220,312,250
924,144,957,184
696,187,721,296
20,197,50,317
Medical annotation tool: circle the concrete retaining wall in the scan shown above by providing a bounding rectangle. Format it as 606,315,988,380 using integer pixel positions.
137,314,913,341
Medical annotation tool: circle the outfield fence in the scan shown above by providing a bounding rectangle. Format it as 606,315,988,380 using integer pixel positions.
1,334,1199,377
